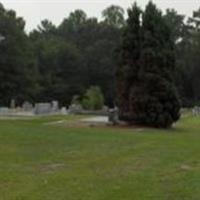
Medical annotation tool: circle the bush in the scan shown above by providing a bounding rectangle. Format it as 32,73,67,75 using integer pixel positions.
81,86,104,110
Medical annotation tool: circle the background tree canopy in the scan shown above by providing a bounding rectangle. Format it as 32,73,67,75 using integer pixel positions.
0,2,200,108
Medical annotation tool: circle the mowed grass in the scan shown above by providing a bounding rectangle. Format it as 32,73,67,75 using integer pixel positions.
0,115,199,200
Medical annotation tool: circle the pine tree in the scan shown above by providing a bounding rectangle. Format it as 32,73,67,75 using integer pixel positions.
117,1,180,128
117,3,142,121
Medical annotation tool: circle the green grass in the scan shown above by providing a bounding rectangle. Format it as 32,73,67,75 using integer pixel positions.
0,115,199,200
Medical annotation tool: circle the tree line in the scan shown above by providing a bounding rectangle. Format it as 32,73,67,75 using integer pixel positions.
0,2,200,107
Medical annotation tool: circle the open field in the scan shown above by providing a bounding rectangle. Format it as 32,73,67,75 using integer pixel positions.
0,115,199,200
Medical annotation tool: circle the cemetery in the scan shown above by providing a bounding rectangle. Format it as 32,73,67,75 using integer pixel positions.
0,1,200,200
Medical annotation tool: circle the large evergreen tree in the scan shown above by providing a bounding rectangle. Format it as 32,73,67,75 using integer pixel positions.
117,2,180,128
117,3,141,119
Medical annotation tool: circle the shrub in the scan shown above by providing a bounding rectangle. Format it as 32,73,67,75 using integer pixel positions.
81,86,104,110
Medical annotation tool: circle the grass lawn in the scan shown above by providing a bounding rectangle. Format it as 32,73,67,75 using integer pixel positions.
0,114,199,200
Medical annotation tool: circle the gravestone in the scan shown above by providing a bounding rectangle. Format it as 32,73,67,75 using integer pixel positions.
108,107,119,125
0,107,9,115
34,103,52,115
68,104,83,114
10,99,15,109
192,106,200,116
22,101,33,111
51,101,59,112
61,107,68,115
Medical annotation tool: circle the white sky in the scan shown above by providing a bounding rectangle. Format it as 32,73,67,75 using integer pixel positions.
0,0,199,32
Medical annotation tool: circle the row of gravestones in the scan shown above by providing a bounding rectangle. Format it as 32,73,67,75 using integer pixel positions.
32,101,68,115
8,100,107,115
3,100,68,115
1,99,119,118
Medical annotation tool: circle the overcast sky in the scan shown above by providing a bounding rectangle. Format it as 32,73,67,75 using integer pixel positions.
1,0,199,32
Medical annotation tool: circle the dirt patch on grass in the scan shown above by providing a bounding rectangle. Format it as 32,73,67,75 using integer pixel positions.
39,163,66,174
43,116,150,132
48,120,149,133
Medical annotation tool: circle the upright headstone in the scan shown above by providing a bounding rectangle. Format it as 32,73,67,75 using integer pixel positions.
34,103,52,115
10,99,15,109
108,107,119,125
68,104,83,114
51,101,59,112
22,101,33,111
0,107,9,116
192,106,200,116
61,107,68,115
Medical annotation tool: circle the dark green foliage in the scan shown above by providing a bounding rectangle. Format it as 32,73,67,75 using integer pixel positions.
102,5,125,28
180,8,200,106
30,9,122,105
81,86,104,110
117,2,180,128
164,9,194,107
30,28,83,104
165,7,200,107
0,4,38,105
0,3,123,106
